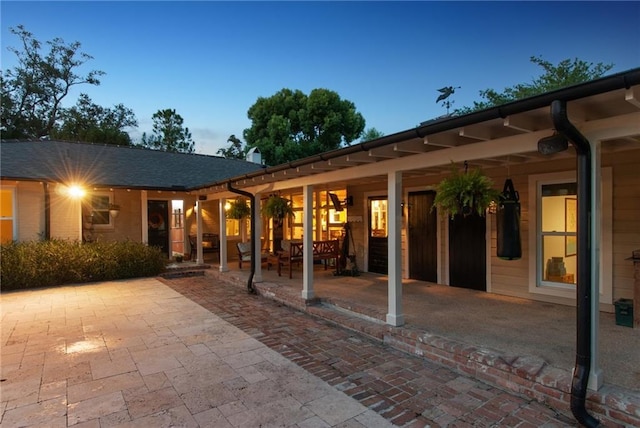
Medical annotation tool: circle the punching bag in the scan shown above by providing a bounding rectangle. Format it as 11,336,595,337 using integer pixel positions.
497,179,522,260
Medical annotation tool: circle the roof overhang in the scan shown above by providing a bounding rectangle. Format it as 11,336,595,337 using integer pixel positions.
193,68,640,198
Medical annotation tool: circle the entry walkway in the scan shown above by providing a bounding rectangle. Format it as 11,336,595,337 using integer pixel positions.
1,279,390,427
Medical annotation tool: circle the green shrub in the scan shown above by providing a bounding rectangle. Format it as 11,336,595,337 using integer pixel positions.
0,239,165,291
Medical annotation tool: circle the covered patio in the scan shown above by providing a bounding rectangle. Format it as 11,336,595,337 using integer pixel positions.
176,257,640,424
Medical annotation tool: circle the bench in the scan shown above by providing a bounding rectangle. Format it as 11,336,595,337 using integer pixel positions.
189,233,220,262
278,239,340,279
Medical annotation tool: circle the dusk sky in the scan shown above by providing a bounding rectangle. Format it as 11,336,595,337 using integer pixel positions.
2,1,639,156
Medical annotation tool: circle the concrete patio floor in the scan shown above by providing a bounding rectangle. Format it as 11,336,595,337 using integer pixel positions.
209,261,640,393
0,279,392,427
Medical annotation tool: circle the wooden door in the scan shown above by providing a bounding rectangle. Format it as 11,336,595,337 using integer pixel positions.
148,200,169,257
449,213,486,291
408,191,437,282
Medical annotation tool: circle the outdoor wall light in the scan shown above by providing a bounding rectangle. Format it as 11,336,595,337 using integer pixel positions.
66,184,86,199
537,133,569,155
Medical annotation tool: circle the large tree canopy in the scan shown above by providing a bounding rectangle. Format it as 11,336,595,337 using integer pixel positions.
139,109,195,153
1,25,105,139
52,94,137,146
243,88,365,165
455,56,614,114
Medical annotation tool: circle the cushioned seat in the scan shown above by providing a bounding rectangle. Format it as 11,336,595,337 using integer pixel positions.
236,241,268,269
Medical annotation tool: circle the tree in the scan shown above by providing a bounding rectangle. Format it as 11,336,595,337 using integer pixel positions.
52,94,137,146
1,25,105,139
455,56,614,114
360,127,385,142
139,109,195,153
216,134,248,159
243,88,365,165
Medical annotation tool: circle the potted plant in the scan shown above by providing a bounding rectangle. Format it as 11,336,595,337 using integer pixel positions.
432,163,500,218
261,195,295,252
226,198,251,220
261,195,294,225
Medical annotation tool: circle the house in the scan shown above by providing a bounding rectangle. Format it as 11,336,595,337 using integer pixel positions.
3,70,639,328
0,141,265,259
2,68,639,412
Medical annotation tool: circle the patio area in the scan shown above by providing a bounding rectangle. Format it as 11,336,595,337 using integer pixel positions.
194,258,639,394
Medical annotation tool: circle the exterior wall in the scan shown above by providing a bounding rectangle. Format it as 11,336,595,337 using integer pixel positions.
50,183,82,241
15,181,45,241
607,149,640,302
343,147,639,309
86,189,144,242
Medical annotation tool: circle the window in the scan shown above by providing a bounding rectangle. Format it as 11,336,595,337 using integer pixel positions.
1,188,15,243
529,168,613,303
370,199,388,237
89,193,113,227
540,182,577,286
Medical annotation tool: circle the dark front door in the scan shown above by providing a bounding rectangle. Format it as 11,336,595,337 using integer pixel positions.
408,191,437,282
368,197,388,274
449,213,486,291
148,200,169,257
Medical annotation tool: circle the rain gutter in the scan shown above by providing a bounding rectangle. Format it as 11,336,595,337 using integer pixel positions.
226,183,257,294
194,68,640,191
551,100,600,428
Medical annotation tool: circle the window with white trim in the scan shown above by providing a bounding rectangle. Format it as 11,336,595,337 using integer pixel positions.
87,193,114,228
540,182,577,286
528,168,613,303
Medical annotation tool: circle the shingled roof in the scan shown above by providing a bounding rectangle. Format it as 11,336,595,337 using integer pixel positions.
0,140,265,190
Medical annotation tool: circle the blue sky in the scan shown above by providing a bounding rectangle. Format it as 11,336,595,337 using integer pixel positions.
2,1,639,155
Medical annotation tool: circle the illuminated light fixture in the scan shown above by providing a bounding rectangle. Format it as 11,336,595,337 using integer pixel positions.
224,201,232,211
67,184,86,199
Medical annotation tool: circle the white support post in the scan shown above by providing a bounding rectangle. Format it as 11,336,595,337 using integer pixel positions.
387,171,405,326
254,195,263,282
302,185,314,300
196,200,204,265
588,138,603,390
219,198,228,272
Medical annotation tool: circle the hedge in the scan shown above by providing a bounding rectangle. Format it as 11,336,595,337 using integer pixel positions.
0,239,166,291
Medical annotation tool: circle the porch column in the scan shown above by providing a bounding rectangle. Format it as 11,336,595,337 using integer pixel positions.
387,171,404,326
302,185,314,300
196,200,204,265
253,195,263,282
218,198,229,272
588,138,603,390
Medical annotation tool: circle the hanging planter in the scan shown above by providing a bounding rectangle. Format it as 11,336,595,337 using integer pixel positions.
432,162,500,218
261,195,294,225
226,198,251,220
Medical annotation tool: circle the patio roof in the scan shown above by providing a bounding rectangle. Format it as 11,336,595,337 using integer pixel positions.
194,67,640,197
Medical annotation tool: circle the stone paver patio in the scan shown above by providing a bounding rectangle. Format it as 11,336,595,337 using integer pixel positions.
1,278,391,427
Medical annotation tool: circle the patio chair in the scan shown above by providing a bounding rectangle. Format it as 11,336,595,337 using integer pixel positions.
236,241,269,269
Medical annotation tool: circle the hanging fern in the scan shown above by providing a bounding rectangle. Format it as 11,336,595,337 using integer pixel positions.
432,163,500,218
226,199,251,219
261,195,294,221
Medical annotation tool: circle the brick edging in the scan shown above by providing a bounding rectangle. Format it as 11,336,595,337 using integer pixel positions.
205,270,640,426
